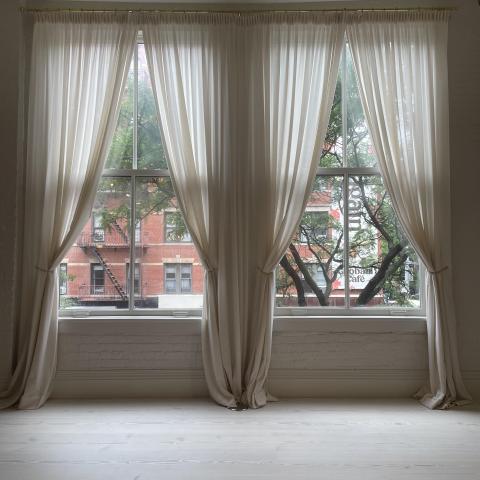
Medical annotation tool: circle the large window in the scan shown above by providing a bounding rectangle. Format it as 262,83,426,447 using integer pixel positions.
59,39,421,316
275,43,421,313
59,41,204,314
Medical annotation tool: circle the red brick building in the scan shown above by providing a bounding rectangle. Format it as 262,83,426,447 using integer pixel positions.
61,208,204,309
61,185,384,309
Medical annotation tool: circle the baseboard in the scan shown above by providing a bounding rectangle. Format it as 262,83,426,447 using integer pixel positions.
464,370,480,400
52,368,429,399
0,374,10,391
268,368,427,398
52,369,209,399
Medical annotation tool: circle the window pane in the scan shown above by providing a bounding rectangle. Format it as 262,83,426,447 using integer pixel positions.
180,264,192,293
134,177,203,309
320,73,343,168
180,264,191,275
348,175,420,308
276,176,345,307
91,264,105,294
105,58,134,169
137,44,168,170
344,45,377,168
60,177,131,311
59,263,68,296
92,213,105,242
165,279,177,294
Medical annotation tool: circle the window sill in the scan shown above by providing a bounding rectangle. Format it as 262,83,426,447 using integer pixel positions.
274,315,426,333
58,315,426,336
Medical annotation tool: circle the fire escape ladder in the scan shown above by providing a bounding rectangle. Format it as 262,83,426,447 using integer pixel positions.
111,221,129,244
92,246,128,301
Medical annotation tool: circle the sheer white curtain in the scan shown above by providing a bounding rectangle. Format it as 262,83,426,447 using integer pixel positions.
347,11,471,409
143,13,345,408
0,13,137,409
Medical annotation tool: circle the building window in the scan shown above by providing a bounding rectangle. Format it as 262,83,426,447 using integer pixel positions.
275,42,421,312
164,211,192,242
59,40,203,314
92,213,105,243
90,264,105,295
135,223,141,243
165,264,192,294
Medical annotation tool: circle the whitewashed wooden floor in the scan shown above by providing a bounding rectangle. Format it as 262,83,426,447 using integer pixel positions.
0,399,479,480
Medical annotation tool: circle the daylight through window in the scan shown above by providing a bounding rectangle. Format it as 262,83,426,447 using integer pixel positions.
59,40,421,315
59,42,204,313
275,43,421,311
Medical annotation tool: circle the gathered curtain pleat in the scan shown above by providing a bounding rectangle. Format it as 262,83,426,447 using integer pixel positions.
143,13,345,408
0,13,137,409
346,11,471,409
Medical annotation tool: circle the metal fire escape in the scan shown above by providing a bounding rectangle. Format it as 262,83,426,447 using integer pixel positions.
78,223,129,301
91,246,128,301
111,220,130,244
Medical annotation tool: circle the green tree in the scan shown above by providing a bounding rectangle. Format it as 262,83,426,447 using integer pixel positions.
278,50,418,307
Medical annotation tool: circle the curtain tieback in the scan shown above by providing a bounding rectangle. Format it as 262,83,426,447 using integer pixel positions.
427,265,449,275
257,267,272,276
35,265,54,273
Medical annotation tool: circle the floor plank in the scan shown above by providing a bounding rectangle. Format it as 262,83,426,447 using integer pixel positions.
0,399,479,479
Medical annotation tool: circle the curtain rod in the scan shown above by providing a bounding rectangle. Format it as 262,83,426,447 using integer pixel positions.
19,6,457,14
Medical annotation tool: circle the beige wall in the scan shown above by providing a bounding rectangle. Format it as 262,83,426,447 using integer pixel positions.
448,0,480,377
0,0,479,396
0,0,22,387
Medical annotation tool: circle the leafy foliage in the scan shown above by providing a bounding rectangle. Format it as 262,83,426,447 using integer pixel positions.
278,47,419,308
105,48,168,170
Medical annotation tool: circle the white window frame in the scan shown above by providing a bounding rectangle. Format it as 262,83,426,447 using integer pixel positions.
59,36,424,319
59,37,202,318
275,166,426,317
274,42,425,317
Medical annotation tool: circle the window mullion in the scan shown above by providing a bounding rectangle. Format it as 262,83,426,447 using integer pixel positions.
133,44,138,170
343,174,350,309
317,167,378,176
177,264,181,294
129,174,136,311
341,46,350,310
129,44,139,312
341,47,348,169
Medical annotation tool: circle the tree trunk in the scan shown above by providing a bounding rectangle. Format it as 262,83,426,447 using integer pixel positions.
280,255,307,307
288,244,328,306
356,243,406,305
